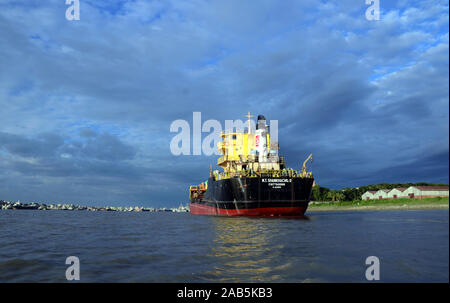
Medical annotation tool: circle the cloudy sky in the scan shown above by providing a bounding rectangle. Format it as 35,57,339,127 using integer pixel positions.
0,0,448,207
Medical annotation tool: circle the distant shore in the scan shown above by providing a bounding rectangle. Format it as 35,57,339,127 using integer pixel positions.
308,197,449,212
2,198,448,213
0,200,189,213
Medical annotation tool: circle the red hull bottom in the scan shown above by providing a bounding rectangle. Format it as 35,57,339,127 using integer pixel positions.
189,202,307,217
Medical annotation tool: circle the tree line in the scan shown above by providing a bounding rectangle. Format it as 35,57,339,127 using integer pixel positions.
311,182,449,202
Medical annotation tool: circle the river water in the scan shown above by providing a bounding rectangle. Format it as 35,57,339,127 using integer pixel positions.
0,209,448,282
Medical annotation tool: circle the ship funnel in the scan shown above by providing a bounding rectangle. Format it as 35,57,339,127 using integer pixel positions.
256,115,266,130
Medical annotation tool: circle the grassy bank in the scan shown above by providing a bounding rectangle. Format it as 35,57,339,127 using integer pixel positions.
308,197,449,211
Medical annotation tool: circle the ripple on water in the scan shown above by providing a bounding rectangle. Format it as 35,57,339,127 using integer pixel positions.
0,258,50,282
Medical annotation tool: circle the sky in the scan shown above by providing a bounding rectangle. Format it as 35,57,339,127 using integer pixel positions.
0,0,448,207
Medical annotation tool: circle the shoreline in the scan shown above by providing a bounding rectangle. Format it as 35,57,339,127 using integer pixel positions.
2,198,448,213
0,200,189,213
308,203,449,212
307,197,449,212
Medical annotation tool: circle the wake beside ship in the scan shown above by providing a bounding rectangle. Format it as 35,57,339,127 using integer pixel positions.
189,113,315,217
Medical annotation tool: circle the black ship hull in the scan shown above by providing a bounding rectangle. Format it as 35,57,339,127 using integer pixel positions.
190,176,314,216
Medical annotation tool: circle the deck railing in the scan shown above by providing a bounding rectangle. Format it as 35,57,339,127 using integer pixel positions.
214,169,313,180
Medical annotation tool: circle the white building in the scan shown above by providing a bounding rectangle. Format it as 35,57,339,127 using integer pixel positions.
387,187,408,199
373,189,390,200
362,191,377,200
362,186,449,200
403,186,449,199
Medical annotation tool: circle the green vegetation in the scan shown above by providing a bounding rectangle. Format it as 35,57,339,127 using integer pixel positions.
308,197,449,211
311,182,449,202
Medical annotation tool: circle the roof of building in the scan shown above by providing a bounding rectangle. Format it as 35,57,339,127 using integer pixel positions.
413,186,449,191
377,189,390,193
392,187,408,192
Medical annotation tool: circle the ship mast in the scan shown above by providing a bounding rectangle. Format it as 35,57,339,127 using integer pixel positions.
245,111,253,133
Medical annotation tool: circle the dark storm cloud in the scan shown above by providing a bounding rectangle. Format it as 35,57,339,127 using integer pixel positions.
363,150,450,186
65,132,136,161
0,132,64,158
0,0,448,206
0,130,136,161
0,130,139,183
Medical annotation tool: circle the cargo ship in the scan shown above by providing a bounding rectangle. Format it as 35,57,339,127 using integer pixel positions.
189,113,314,216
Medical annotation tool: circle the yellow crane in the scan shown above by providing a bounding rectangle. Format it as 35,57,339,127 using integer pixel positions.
301,153,313,177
